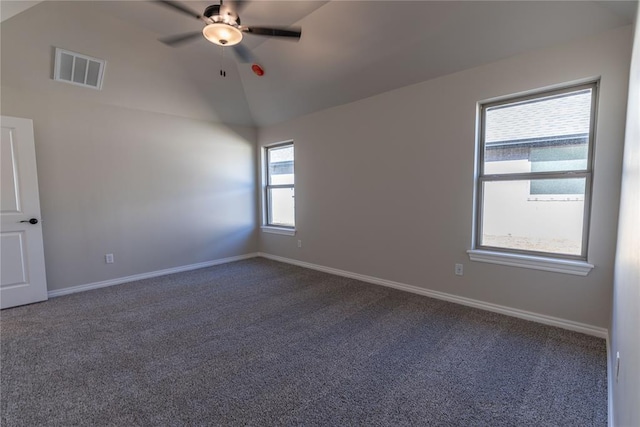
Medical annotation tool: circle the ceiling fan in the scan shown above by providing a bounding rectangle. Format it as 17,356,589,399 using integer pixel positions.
156,0,302,66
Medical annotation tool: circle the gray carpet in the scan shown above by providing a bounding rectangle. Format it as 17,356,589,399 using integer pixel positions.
1,258,607,426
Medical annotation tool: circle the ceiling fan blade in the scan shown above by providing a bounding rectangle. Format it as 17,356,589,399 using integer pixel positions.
232,44,255,63
156,1,203,20
244,26,302,40
159,32,202,46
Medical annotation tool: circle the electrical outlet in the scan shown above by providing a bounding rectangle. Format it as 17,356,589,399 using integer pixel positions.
105,253,114,264
455,263,463,276
297,240,302,248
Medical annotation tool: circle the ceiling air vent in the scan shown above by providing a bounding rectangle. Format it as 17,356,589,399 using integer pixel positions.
53,48,106,90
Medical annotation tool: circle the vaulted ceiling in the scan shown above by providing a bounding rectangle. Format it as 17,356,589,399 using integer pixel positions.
2,1,637,127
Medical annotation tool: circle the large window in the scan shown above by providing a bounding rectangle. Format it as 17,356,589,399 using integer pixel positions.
264,142,295,229
475,82,597,260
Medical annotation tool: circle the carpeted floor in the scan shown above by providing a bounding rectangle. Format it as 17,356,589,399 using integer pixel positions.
1,258,607,426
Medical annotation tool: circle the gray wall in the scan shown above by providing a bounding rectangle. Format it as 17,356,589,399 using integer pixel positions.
611,8,640,427
258,26,632,329
1,2,258,292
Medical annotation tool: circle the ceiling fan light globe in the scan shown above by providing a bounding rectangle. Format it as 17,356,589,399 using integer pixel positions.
203,23,243,46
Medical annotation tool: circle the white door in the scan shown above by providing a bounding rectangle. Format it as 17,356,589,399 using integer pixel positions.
1,116,48,309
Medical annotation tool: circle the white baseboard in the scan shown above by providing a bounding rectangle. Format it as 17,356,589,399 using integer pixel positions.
258,252,608,339
47,251,608,339
48,253,260,298
607,334,615,427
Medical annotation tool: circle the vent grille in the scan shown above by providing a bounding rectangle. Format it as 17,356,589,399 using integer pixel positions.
54,48,105,90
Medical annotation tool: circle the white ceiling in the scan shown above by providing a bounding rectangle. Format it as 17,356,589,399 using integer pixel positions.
0,0,44,22
2,0,637,127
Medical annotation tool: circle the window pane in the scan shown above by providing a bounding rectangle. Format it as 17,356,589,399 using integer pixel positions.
530,177,585,195
484,89,592,175
268,187,295,227
268,145,294,185
481,179,586,256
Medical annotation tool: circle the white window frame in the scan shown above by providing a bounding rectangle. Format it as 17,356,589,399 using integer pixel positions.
468,82,598,276
261,141,295,235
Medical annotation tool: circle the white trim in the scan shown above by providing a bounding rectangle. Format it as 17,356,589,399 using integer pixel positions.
261,141,296,233
467,249,594,276
48,253,259,298
47,251,607,338
607,333,614,427
258,252,607,338
261,226,296,236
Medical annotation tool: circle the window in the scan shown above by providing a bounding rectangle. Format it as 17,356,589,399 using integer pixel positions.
474,82,597,262
264,142,295,230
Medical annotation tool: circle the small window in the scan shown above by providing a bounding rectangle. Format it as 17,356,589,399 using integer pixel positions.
475,82,597,260
264,142,295,228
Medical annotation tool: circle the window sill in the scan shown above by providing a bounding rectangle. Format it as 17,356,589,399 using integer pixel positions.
261,226,296,236
467,249,594,276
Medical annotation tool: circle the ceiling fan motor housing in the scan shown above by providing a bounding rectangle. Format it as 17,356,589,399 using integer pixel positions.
204,4,240,25
201,3,243,46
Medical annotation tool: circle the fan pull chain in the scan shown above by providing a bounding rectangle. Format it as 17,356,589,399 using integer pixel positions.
219,47,227,78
